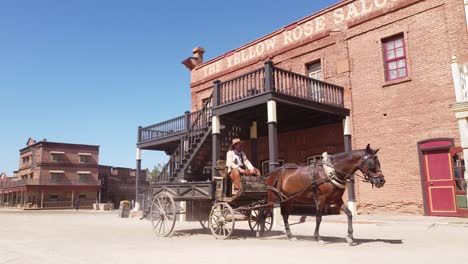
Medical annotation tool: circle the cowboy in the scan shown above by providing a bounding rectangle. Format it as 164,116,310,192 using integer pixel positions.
226,138,261,191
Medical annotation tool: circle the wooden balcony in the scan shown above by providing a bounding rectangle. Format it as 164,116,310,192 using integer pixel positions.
0,179,101,188
138,61,349,150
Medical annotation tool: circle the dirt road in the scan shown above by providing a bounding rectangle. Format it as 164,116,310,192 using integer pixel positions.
0,209,467,264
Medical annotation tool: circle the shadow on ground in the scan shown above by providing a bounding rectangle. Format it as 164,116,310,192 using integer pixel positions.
290,235,403,245
171,227,403,245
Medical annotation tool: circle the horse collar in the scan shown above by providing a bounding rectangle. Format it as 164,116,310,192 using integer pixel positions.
322,152,347,189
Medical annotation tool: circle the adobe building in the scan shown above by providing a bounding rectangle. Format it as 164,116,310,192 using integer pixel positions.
138,0,468,217
0,138,100,209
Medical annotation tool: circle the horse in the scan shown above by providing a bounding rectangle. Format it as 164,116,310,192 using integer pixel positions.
265,144,385,245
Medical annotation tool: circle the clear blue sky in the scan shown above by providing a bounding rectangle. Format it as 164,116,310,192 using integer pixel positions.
0,0,340,175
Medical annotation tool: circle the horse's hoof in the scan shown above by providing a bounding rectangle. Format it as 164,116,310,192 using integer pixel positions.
289,237,297,241
346,236,354,245
318,239,325,245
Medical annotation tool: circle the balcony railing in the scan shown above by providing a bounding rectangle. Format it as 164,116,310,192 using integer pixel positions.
139,105,212,145
0,179,101,188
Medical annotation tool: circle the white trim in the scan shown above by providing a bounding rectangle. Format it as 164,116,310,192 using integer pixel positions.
343,116,351,136
77,171,92,174
212,115,220,134
267,100,277,123
136,148,142,160
50,151,65,154
49,170,65,174
347,201,357,216
78,153,92,156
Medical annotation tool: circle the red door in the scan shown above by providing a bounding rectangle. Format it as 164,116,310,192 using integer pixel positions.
419,139,458,216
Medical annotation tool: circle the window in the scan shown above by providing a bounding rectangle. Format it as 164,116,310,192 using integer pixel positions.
78,153,91,163
49,193,59,200
78,171,91,182
51,153,63,162
29,173,33,179
79,155,88,163
307,61,324,102
307,61,322,80
22,156,30,164
261,159,285,175
79,174,89,182
50,173,63,182
201,97,212,108
453,151,466,192
383,34,407,81
78,193,86,199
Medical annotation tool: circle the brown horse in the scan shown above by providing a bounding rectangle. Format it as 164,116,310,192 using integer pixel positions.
266,144,385,245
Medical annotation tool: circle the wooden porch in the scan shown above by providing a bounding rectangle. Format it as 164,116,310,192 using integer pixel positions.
137,61,350,183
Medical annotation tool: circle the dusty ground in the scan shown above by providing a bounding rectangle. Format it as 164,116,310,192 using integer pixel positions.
0,209,467,264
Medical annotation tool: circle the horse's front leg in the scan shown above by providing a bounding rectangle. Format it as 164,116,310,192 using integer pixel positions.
280,203,293,239
340,203,354,245
314,202,324,244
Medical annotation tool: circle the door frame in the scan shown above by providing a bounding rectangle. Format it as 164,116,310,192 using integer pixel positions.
417,138,454,216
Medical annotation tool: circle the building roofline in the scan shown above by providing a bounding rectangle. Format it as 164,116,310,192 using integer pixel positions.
19,141,100,153
192,0,351,69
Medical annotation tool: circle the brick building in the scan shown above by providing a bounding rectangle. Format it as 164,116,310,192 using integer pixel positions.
0,138,149,209
98,165,148,208
138,0,468,217
0,138,100,209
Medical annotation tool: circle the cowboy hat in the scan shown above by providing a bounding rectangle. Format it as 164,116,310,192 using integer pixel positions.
231,138,243,146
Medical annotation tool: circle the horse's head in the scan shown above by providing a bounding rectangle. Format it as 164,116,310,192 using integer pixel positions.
358,144,385,188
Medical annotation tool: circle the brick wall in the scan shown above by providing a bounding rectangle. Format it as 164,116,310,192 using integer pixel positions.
189,0,467,214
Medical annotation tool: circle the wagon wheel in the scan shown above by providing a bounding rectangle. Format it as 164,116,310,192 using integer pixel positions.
209,202,235,239
248,207,273,236
150,192,176,237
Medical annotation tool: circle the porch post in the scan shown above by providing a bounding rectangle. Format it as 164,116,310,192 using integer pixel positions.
71,190,75,208
343,116,357,216
264,61,274,93
212,80,221,182
267,100,279,172
40,191,44,208
250,121,258,168
135,145,142,211
184,111,191,132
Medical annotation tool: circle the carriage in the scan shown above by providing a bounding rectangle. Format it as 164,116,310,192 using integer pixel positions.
137,62,385,243
147,162,273,239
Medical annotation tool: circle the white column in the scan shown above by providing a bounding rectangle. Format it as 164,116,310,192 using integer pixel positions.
451,56,463,102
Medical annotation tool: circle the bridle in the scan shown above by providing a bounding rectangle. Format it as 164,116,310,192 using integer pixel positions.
356,154,383,186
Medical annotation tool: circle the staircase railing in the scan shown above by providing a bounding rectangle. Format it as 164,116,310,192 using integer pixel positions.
155,93,213,183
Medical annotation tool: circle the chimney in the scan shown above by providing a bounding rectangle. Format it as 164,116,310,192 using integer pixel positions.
182,47,205,70
43,138,47,142
192,47,204,64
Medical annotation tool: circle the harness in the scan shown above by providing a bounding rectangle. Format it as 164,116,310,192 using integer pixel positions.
321,152,347,189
